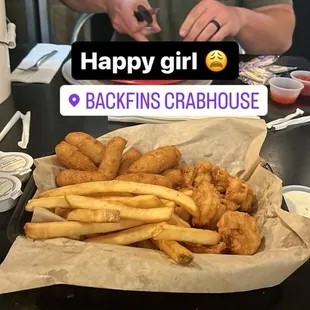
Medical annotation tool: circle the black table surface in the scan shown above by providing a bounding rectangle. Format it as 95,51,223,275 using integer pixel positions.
0,46,309,309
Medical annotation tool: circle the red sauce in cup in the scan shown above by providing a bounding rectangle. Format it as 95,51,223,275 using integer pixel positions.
271,93,297,104
293,74,310,95
295,75,310,82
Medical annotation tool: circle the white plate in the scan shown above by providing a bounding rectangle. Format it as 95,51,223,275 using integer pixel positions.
61,59,258,123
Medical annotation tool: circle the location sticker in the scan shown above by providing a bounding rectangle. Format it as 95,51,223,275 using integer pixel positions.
69,94,80,107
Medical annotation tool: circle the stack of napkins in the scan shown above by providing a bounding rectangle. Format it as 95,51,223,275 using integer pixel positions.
11,44,71,84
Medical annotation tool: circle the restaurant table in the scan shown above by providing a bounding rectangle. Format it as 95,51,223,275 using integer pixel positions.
0,46,309,309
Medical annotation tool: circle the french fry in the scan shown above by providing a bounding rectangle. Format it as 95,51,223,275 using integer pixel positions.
24,220,143,240
153,223,221,245
55,207,71,219
118,147,143,176
99,195,163,208
67,209,120,223
162,201,176,208
65,195,174,223
99,137,127,180
178,188,193,197
26,196,68,212
152,240,193,265
85,223,165,245
26,195,162,211
160,199,169,204
88,192,133,197
38,180,199,217
168,213,190,228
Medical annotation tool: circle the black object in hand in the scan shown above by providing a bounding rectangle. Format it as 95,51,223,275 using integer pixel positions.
134,5,153,24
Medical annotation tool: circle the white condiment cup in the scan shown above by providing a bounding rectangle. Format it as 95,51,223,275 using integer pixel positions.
0,151,33,183
0,173,23,212
283,185,310,219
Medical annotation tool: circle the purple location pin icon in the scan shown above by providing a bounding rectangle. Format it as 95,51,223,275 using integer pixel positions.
69,94,80,107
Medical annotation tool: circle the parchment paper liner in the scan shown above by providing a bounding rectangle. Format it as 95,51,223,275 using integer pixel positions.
0,118,309,294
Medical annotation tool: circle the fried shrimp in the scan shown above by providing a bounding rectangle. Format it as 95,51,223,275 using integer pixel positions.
220,198,239,211
192,181,221,228
239,188,255,213
208,203,227,230
193,161,213,187
211,166,232,193
217,211,261,255
208,198,239,230
186,242,228,254
182,166,197,187
225,178,249,204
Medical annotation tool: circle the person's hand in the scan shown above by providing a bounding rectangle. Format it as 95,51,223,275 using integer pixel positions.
179,0,244,42
105,0,161,41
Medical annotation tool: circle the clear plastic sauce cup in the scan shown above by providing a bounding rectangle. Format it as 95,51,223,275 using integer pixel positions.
290,70,310,96
269,77,304,104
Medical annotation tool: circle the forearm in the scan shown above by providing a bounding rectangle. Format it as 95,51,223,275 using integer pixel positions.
235,5,295,54
59,0,107,13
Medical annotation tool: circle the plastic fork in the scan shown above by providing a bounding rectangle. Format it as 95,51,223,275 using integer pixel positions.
17,50,58,73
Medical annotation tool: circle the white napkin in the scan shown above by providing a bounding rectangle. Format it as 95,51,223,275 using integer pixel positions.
11,44,71,84
0,111,31,149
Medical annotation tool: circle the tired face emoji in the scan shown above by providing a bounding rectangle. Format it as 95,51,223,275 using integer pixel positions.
205,50,227,72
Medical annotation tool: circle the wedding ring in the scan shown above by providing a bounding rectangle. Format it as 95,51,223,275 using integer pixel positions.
209,20,221,33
